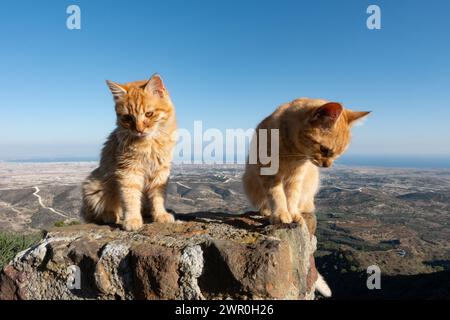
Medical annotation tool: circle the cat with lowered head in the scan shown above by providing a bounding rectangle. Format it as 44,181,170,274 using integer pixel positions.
243,98,370,234
81,74,177,231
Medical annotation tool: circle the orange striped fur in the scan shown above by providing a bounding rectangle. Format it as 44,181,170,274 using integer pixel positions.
81,74,177,231
243,97,370,233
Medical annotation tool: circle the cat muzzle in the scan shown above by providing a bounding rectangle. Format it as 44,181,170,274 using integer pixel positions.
321,161,331,168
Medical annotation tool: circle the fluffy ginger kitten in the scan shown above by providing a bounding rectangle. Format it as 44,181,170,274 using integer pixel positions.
81,74,177,231
243,98,370,234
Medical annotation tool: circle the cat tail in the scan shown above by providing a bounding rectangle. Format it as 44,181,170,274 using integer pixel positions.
315,272,332,298
242,167,266,210
81,176,106,223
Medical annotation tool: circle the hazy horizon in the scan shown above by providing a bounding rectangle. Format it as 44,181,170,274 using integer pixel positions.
3,153,450,170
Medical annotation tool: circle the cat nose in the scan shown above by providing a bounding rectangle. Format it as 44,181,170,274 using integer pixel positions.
322,160,332,167
135,124,145,133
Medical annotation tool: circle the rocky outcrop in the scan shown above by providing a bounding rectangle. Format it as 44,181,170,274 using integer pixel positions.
0,212,319,300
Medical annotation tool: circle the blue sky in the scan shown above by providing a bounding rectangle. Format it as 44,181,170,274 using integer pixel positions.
0,0,449,161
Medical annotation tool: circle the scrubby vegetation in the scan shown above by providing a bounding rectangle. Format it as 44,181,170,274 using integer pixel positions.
0,232,43,269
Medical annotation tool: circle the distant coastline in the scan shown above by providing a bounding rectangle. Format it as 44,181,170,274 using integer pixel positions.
2,157,99,163
2,155,450,170
336,155,450,170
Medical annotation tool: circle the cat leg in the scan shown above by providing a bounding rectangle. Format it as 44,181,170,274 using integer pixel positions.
259,201,272,217
284,179,305,225
101,197,121,224
146,170,174,223
298,165,319,235
263,177,292,224
98,181,121,224
119,173,145,231
100,209,120,224
243,166,272,217
148,185,175,223
250,182,272,217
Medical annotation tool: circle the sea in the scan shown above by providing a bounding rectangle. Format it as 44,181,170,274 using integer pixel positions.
3,155,450,170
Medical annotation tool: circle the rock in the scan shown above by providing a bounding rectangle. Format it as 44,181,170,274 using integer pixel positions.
0,212,318,300
131,244,180,299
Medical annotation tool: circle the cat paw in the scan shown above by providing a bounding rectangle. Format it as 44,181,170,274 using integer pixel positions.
153,212,175,223
270,210,293,224
291,212,305,225
259,207,272,217
101,213,120,225
122,217,143,231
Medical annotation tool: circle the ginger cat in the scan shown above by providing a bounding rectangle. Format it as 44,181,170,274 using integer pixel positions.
243,98,370,234
81,74,177,231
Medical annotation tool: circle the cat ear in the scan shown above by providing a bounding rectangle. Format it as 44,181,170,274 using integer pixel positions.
346,110,371,125
106,80,127,101
313,102,343,127
145,74,166,98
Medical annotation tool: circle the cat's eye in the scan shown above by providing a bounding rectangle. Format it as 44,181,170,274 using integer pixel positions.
320,145,333,157
145,111,154,118
121,115,133,122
